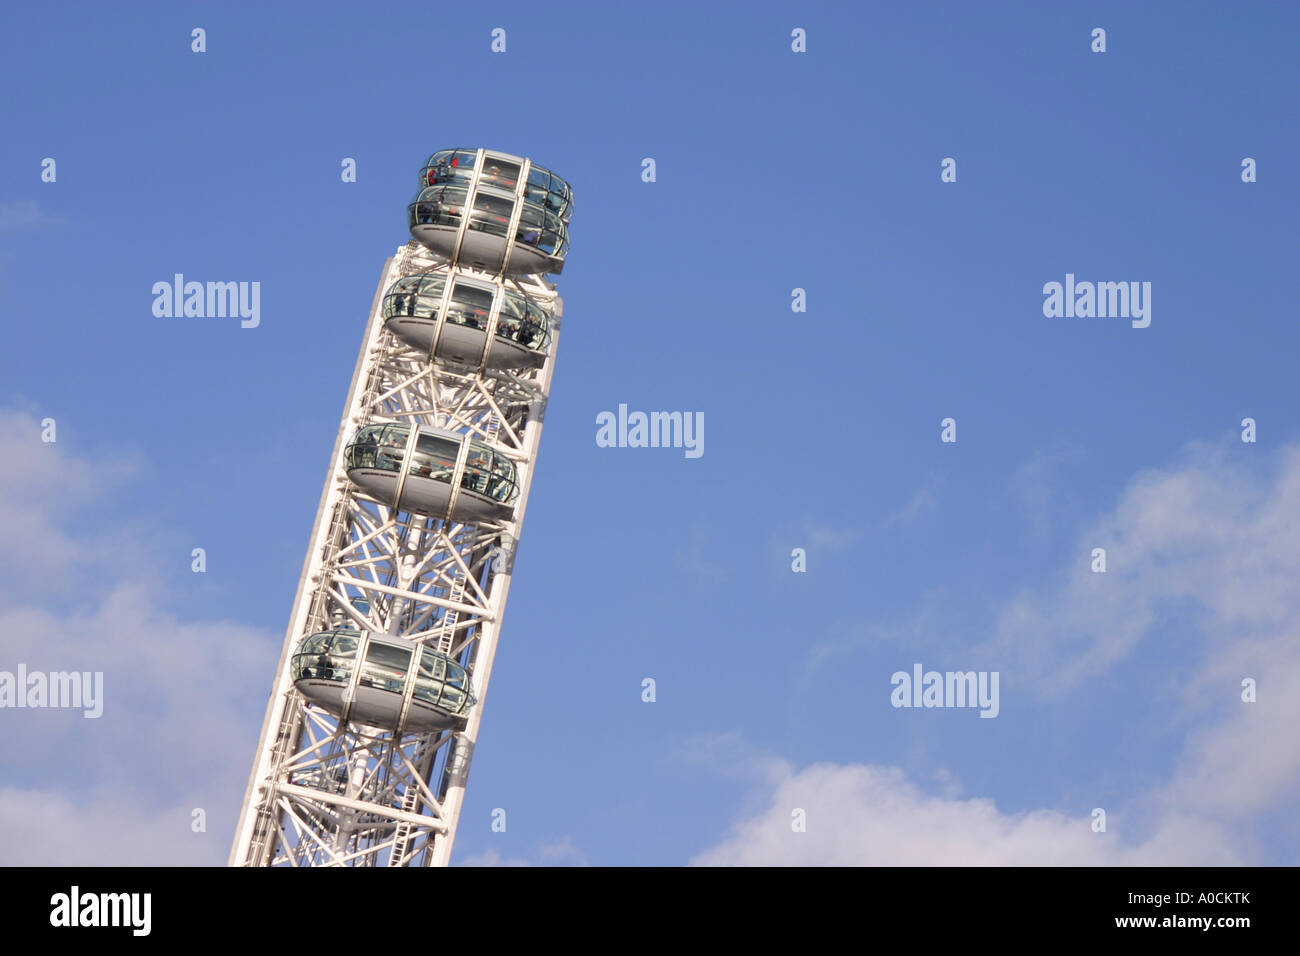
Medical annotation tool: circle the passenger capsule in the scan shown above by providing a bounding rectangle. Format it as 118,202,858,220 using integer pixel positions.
408,148,571,275
292,628,475,733
383,272,551,370
344,422,518,522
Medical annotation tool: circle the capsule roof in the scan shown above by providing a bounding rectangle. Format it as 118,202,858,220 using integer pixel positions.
418,148,572,223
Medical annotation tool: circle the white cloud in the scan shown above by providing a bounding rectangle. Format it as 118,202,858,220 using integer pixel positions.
0,410,277,865
699,441,1300,865
885,485,938,526
988,443,1300,692
689,755,1246,866
1157,632,1300,819
0,200,58,231
803,523,856,552
458,836,588,867
0,584,274,795
1008,442,1086,541
0,787,225,866
458,848,532,867
0,410,142,595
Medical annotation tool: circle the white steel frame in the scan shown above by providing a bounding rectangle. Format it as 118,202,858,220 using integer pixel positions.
230,236,562,867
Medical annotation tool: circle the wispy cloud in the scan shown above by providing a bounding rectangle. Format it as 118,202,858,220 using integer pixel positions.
885,485,938,526
676,527,729,585
803,523,856,552
459,836,588,867
1009,441,1086,541
987,441,1300,692
0,200,59,231
697,441,1300,864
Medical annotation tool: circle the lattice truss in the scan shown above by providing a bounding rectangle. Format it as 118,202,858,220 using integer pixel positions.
233,243,561,867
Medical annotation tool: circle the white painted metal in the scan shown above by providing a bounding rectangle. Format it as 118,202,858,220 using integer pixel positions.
230,224,564,866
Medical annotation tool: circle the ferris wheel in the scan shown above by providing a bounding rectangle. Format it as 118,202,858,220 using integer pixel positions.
229,148,573,867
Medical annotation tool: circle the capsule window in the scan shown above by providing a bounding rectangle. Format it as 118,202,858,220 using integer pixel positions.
482,159,520,190
419,651,446,680
450,282,493,328
411,185,466,226
442,688,466,708
410,434,458,480
411,283,442,318
365,641,410,671
470,193,513,238
291,630,360,684
498,291,525,321
386,275,441,318
518,205,544,229
331,634,359,657
423,150,455,185
361,641,411,694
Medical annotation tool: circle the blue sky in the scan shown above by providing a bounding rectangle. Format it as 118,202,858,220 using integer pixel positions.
1,0,1298,865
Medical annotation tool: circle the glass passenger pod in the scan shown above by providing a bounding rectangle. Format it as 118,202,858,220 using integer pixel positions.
419,148,573,223
409,149,571,275
291,629,475,733
343,422,519,523
382,272,551,370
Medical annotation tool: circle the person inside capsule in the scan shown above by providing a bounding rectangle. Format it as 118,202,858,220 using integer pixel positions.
518,312,540,347
411,289,434,318
460,304,485,330
313,648,333,680
415,194,437,224
377,433,404,470
487,458,509,499
351,429,379,469
465,452,489,493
